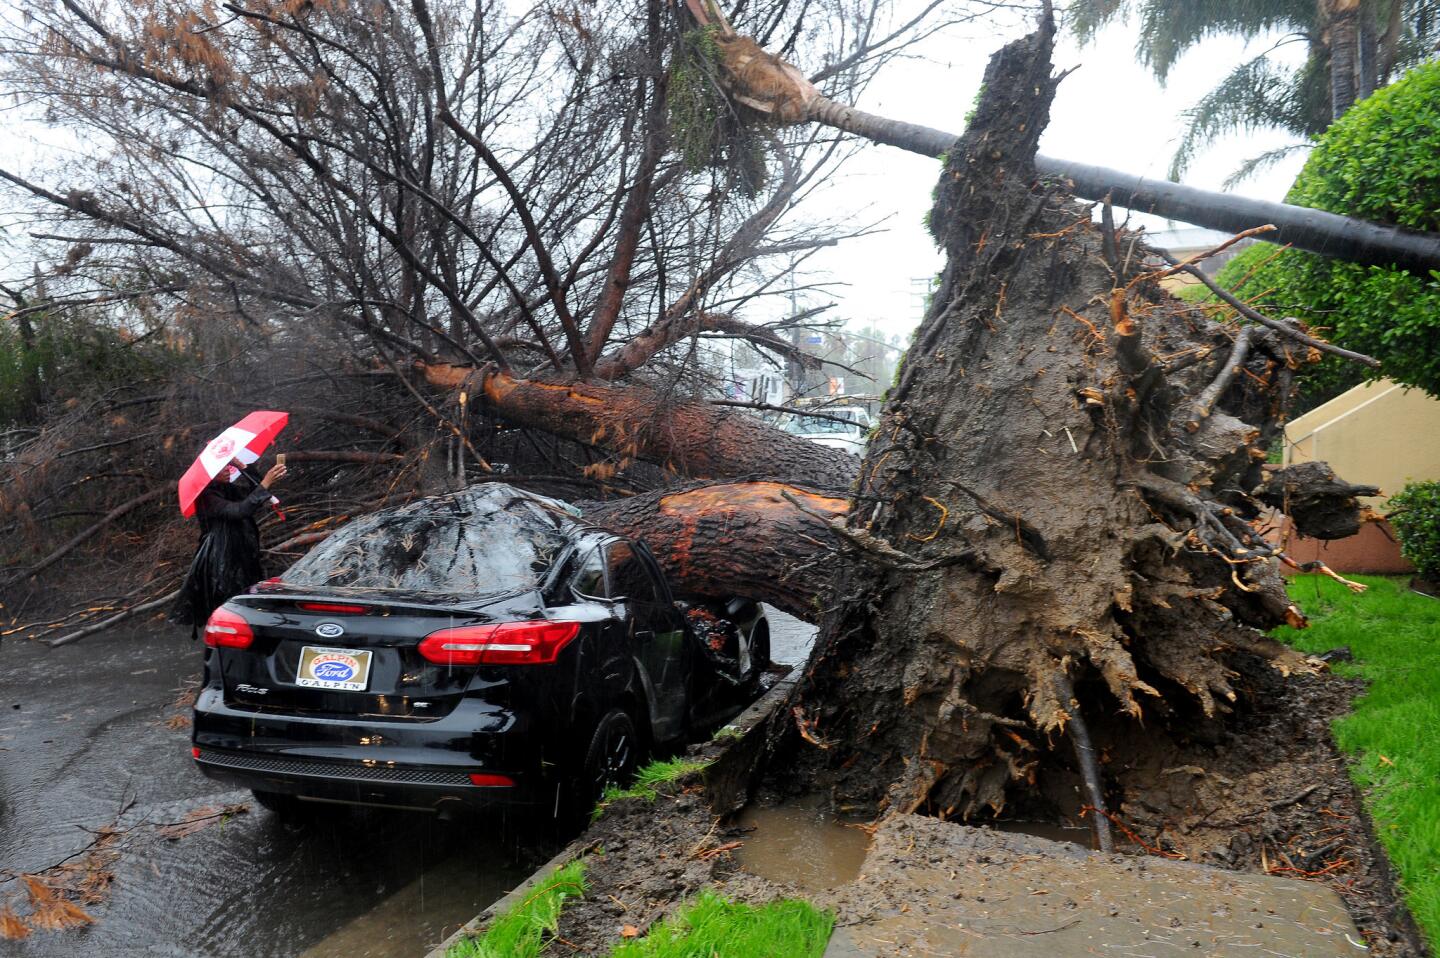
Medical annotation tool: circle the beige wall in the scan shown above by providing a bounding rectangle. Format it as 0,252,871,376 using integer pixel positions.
1284,379,1440,506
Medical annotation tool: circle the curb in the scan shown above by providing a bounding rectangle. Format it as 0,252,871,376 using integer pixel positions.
715,664,802,740
422,665,803,958
423,837,590,958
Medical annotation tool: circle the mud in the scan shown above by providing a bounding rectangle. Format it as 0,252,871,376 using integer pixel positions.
1086,658,1428,955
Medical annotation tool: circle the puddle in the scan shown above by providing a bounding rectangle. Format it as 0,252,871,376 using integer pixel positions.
1,629,541,958
732,805,1095,894
299,853,521,958
733,801,871,892
991,819,1097,849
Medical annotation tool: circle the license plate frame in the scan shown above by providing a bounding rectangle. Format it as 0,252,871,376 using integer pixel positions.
296,645,373,692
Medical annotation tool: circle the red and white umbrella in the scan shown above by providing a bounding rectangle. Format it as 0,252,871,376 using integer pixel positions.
178,410,289,517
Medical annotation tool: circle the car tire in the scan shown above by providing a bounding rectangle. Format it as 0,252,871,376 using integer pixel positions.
568,708,640,824
250,789,314,823
741,621,772,694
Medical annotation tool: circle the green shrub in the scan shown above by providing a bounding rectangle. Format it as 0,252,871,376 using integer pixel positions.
0,308,183,424
1389,481,1440,579
1210,61,1440,403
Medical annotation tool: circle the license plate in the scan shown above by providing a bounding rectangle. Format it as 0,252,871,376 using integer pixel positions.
296,646,373,692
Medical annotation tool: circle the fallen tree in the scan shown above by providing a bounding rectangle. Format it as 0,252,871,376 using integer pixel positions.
686,17,1388,841
0,1,1391,850
419,367,857,489
582,481,847,620
687,0,1440,277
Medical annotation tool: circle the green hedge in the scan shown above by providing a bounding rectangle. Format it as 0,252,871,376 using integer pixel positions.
1211,61,1440,405
1389,481,1440,579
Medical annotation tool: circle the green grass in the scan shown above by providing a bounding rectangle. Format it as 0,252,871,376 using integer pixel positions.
592,758,710,821
1272,574,1440,944
608,891,834,958
445,860,587,958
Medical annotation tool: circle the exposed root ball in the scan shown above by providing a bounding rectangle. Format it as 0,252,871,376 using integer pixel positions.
763,18,1374,822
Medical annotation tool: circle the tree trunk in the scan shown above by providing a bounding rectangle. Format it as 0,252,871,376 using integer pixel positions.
419,365,858,488
731,21,1371,824
802,95,1440,277
1379,0,1403,83
582,481,847,620
1327,0,1363,118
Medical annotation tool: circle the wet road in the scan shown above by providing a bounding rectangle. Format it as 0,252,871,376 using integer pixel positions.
0,608,815,957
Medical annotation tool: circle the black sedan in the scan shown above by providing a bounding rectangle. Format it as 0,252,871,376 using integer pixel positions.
191,484,768,819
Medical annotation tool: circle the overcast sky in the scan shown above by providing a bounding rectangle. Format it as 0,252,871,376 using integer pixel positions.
806,10,1311,339
0,4,1312,344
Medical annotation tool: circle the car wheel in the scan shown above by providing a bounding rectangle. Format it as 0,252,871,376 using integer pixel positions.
569,708,640,822
250,789,313,823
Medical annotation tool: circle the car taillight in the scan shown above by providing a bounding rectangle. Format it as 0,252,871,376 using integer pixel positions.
468,773,514,787
203,606,255,649
298,602,369,614
418,620,580,666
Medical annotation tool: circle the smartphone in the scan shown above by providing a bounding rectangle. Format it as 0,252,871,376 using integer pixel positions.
275,453,286,467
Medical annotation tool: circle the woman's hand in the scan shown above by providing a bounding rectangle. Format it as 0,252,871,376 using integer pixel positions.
261,463,288,488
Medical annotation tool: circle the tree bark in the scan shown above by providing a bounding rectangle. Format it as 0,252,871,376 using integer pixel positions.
419,365,858,489
1327,0,1363,118
582,481,847,620
1379,0,1403,82
803,94,1440,277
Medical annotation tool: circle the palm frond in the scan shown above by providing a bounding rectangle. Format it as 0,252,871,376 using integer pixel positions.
1167,54,1316,178
1065,0,1131,43
1137,0,1314,81
1221,143,1313,188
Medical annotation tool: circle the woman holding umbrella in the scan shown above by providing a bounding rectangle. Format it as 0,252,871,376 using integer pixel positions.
171,411,290,636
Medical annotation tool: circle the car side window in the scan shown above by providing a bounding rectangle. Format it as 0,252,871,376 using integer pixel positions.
605,542,658,604
570,546,606,599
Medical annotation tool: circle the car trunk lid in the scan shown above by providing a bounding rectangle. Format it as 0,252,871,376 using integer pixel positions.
216,590,528,720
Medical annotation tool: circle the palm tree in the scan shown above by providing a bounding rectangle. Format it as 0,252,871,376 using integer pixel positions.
1066,0,1440,181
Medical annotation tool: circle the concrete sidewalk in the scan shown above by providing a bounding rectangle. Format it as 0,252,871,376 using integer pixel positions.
821,816,1365,958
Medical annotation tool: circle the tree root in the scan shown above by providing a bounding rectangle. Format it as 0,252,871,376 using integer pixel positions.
1155,250,1380,368
1056,673,1113,853
1186,325,1254,430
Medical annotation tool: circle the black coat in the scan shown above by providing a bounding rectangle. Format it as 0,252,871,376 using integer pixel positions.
171,472,272,634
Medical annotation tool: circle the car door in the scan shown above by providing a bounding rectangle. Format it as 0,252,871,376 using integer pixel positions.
552,537,630,714
605,539,687,741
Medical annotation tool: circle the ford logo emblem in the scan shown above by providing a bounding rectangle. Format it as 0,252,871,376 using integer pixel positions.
315,622,345,639
313,661,355,681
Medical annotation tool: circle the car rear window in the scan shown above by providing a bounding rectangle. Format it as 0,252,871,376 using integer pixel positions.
281,486,574,597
